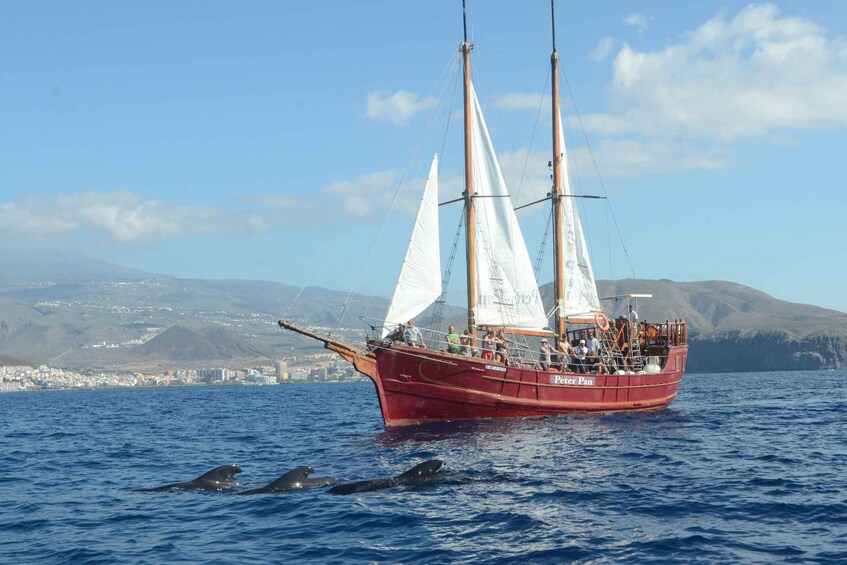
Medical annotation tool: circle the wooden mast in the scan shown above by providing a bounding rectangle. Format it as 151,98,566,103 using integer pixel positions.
461,0,477,336
550,0,566,341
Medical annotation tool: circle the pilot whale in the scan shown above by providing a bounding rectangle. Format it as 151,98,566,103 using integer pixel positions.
137,464,242,492
238,466,342,495
329,460,444,495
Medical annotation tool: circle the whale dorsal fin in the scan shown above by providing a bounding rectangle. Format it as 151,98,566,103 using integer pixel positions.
267,466,314,488
398,460,444,480
195,464,241,483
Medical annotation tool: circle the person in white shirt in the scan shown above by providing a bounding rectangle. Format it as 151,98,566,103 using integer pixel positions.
404,319,426,348
538,339,551,371
575,339,588,373
586,330,599,357
586,330,603,373
628,305,638,323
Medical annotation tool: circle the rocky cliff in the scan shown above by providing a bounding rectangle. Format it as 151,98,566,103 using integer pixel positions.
591,279,847,373
686,331,847,372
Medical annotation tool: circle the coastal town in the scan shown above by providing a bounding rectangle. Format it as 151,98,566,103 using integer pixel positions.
0,351,365,392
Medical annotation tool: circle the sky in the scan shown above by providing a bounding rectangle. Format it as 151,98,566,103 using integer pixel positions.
2,1,847,313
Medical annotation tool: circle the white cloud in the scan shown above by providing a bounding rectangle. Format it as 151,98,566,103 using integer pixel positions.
328,6,847,194
245,194,312,208
0,191,267,244
366,90,437,124
492,92,549,111
768,135,799,146
323,170,400,217
590,36,616,63
572,139,731,178
576,113,632,136
499,138,730,191
496,148,552,206
624,13,649,29
591,3,847,141
314,165,467,222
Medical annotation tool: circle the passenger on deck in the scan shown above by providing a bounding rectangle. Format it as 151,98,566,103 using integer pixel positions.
620,340,631,371
460,329,473,357
558,336,574,372
574,339,588,373
607,320,625,373
629,305,638,324
404,319,426,348
387,324,405,342
445,325,460,354
586,330,600,362
539,338,551,371
495,329,508,365
481,330,495,360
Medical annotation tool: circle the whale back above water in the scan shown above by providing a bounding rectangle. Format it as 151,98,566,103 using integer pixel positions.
238,466,342,495
397,460,444,481
329,459,444,495
137,464,242,492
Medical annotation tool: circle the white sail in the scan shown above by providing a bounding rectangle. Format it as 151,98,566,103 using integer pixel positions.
382,154,442,337
469,84,548,331
556,108,601,318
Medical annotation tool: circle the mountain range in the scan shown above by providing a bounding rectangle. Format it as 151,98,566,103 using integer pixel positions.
0,250,845,373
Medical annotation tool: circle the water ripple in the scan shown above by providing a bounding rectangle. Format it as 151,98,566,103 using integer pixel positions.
0,371,845,563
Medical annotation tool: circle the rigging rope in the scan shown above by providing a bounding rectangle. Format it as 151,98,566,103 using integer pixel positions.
533,209,553,280
426,211,464,330
281,241,337,321
513,69,550,206
562,101,600,308
560,67,637,279
329,53,462,336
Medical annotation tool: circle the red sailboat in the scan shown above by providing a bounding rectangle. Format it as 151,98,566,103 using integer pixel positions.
280,1,688,427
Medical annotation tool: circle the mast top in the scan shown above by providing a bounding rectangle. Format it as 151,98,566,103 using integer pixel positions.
462,0,468,44
550,0,557,55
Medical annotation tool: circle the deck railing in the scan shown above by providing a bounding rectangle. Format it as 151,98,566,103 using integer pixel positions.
373,321,685,375
374,318,688,372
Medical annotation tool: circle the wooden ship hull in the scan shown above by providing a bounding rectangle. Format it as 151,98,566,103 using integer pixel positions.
368,344,687,426
279,320,687,427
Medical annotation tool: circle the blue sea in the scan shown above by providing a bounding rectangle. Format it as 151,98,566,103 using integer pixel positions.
1,371,845,564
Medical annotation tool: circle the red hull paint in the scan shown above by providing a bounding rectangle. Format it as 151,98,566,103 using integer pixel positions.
368,344,688,426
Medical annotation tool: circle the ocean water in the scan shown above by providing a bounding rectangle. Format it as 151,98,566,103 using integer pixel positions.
1,371,845,564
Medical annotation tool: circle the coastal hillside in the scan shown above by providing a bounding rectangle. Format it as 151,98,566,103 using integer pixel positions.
594,279,847,339
0,251,389,369
137,325,269,361
0,276,383,370
0,251,844,372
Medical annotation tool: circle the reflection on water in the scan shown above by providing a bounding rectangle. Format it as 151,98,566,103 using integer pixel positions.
377,408,691,447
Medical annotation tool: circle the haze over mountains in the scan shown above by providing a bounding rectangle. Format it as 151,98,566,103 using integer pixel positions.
1,251,845,372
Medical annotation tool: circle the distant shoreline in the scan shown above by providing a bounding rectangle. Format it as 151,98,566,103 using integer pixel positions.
0,379,371,394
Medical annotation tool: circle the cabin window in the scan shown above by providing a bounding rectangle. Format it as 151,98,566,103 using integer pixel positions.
675,356,682,371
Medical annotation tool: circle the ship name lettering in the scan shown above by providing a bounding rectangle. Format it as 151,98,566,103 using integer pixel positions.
552,375,595,386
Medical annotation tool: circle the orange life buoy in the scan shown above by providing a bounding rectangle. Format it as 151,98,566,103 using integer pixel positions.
594,312,610,331
646,324,659,339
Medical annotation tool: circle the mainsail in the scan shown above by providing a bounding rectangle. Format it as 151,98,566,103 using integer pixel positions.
556,108,601,318
469,83,548,331
382,154,441,337
383,86,555,334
